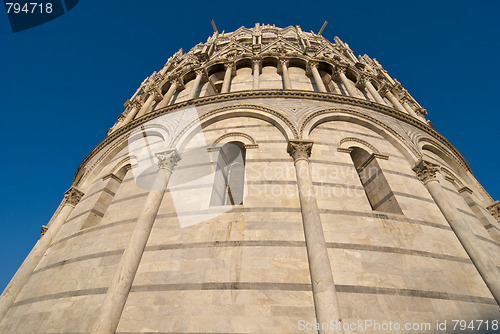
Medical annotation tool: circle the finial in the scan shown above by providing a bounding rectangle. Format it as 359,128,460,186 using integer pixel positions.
318,21,328,35
211,19,218,33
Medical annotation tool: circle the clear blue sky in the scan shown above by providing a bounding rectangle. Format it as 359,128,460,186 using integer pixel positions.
0,1,499,291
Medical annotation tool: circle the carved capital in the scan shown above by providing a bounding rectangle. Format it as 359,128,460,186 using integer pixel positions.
156,149,181,172
224,62,234,70
280,59,289,67
308,61,319,69
413,159,440,184
487,201,500,221
195,68,205,77
415,107,428,116
64,187,84,206
287,140,314,162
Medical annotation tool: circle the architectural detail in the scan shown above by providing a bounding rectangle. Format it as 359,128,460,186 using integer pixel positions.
487,201,500,222
413,159,440,184
63,186,84,206
2,23,499,334
287,140,313,162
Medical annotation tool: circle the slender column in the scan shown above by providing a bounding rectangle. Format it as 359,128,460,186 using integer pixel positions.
413,160,500,307
188,69,203,100
252,60,260,89
136,89,162,119
287,140,344,334
155,80,179,110
0,187,84,322
120,100,142,127
310,62,327,92
382,88,407,113
337,67,357,97
91,150,180,334
362,77,386,105
398,95,420,118
281,60,292,90
220,63,233,93
460,190,500,242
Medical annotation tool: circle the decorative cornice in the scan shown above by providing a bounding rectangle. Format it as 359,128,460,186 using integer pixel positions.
73,90,472,187
458,186,473,195
413,159,440,184
287,140,313,163
63,187,84,206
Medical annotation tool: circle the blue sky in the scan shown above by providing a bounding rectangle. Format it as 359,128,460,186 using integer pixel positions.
0,1,499,291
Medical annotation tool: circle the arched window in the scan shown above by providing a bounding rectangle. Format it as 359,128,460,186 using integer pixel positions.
210,142,246,206
350,147,402,214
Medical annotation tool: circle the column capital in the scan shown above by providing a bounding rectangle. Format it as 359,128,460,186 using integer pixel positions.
287,140,314,162
156,149,181,172
280,59,289,66
415,107,428,116
308,61,319,69
194,68,205,77
487,201,500,221
413,159,440,184
64,187,84,206
224,62,234,70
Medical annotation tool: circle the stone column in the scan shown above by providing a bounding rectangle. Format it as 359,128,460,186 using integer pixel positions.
382,88,407,113
136,89,162,119
120,100,142,127
155,79,179,110
310,62,327,93
287,140,344,334
252,59,260,90
91,150,180,334
0,187,84,322
361,76,386,105
400,97,420,118
337,67,358,97
460,189,500,242
220,63,233,93
281,60,292,90
413,160,500,307
188,69,204,100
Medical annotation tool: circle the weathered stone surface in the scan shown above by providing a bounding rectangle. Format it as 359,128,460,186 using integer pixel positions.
1,24,499,334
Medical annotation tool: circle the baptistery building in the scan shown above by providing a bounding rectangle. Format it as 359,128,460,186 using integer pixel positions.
1,23,499,333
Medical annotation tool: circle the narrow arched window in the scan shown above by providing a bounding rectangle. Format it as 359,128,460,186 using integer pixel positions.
350,147,402,214
210,142,246,206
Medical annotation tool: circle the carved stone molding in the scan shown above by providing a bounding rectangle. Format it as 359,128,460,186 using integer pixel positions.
287,140,313,162
156,149,181,172
413,159,440,184
40,225,48,236
458,186,473,195
487,201,500,221
64,187,84,206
